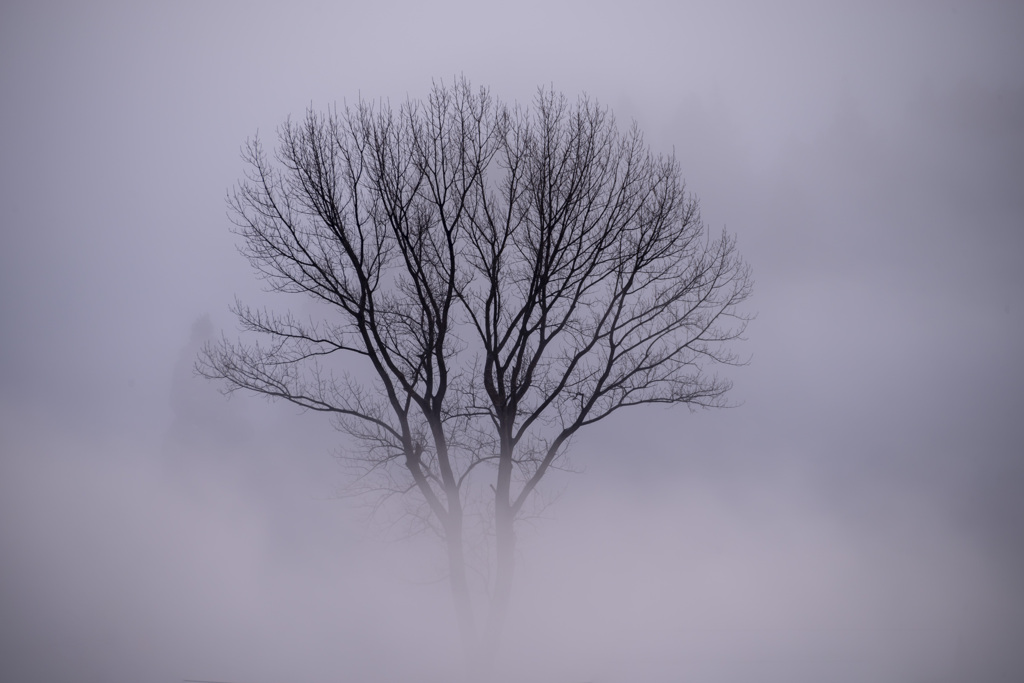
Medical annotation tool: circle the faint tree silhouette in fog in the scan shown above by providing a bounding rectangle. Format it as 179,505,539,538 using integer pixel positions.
199,78,752,679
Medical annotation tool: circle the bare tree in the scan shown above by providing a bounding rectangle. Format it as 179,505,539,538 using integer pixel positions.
199,78,752,679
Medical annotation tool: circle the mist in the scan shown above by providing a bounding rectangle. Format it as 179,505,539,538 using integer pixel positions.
2,1,1023,681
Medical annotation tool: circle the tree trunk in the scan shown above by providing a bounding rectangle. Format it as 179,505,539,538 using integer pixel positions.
478,431,517,679
443,500,480,678
482,498,515,678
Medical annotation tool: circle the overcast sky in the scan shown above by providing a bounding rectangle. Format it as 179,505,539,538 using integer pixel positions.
2,2,1023,682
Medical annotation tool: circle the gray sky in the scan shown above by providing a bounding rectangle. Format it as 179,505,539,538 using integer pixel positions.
2,1,1022,682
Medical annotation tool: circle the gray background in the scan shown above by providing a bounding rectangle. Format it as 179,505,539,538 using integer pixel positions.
2,1,1022,682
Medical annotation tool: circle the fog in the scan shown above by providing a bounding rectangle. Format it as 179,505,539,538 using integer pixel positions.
2,1,1022,681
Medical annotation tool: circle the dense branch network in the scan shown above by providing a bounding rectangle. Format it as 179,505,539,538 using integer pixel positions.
198,78,751,666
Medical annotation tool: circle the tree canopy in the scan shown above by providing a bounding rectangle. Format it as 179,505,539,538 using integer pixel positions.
199,78,752,677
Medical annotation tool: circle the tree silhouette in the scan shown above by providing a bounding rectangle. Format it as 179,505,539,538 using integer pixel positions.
199,78,752,678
